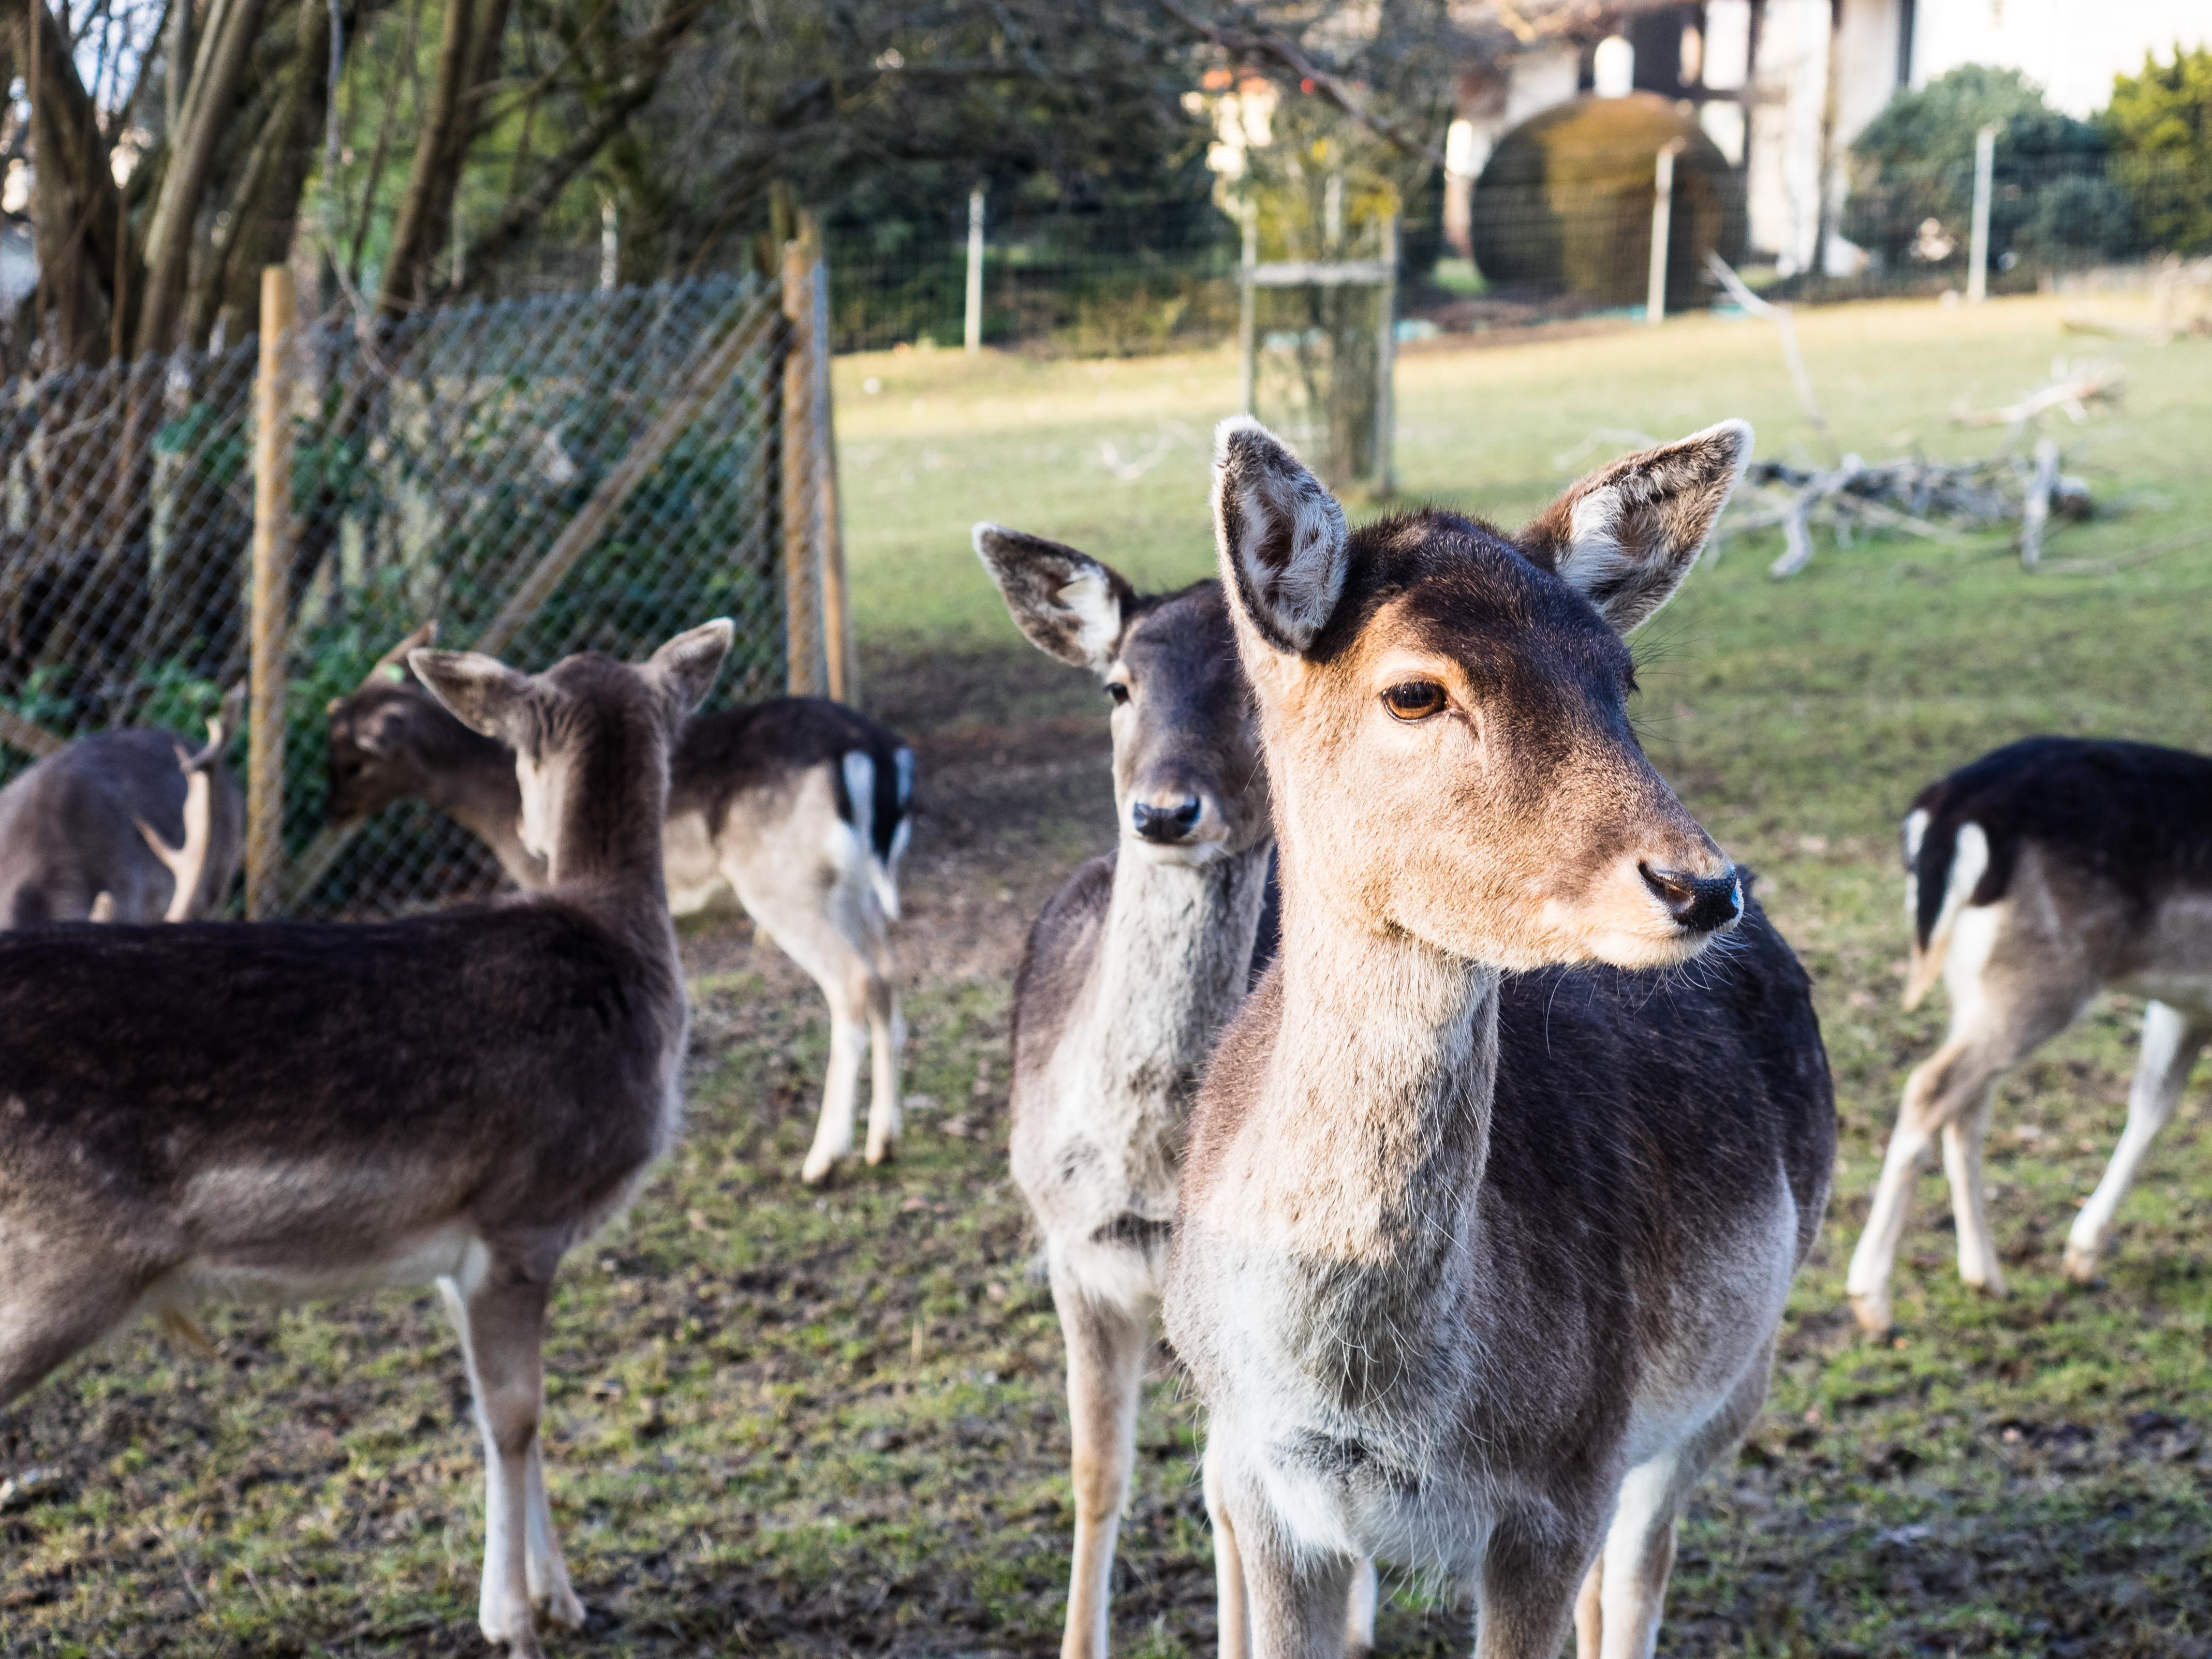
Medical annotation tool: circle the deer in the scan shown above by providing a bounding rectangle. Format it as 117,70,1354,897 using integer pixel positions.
1844,736,2212,1335
326,624,915,1182
976,526,1379,1659
1158,418,1835,1659
0,620,732,1658
0,687,245,928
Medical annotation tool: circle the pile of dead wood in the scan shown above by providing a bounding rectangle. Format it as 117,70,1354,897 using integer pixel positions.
1729,442,2093,577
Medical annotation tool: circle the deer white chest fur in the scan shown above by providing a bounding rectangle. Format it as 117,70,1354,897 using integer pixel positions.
1016,842,1270,1306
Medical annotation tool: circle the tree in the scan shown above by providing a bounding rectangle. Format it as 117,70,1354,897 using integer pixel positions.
1841,65,2128,273
2106,45,2212,254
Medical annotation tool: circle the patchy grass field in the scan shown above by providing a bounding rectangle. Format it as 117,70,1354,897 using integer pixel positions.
6,295,2211,1657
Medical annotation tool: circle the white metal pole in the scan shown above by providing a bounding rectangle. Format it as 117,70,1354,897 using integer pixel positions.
1967,124,1996,304
1647,140,1683,325
1237,209,1258,416
1373,214,1398,494
964,184,985,352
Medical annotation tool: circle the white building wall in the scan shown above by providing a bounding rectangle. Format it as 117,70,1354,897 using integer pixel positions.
1910,0,2212,119
1746,0,1834,271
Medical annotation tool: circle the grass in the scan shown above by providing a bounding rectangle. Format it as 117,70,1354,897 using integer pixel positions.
6,293,2211,1657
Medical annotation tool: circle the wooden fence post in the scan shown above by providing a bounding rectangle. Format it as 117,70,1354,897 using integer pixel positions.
246,266,294,919
807,229,853,704
781,223,824,697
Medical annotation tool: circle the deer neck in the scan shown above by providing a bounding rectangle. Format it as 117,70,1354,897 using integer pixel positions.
427,758,542,887
542,734,677,949
1232,882,1500,1268
1083,837,1272,1113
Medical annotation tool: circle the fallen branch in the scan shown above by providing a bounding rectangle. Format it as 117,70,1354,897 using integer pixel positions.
1705,253,1840,467
1954,361,2121,431
1723,448,2093,578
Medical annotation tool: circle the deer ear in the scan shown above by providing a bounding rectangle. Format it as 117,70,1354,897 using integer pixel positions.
408,649,536,740
644,619,734,717
1518,420,1751,635
973,524,1134,675
1212,417,1349,657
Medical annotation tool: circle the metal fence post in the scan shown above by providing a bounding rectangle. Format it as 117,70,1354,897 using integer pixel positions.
1647,140,1684,325
1373,214,1398,496
247,265,295,919
1237,209,1258,417
964,185,986,353
1967,123,1997,304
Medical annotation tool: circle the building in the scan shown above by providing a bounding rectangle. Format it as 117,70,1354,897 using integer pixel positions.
1445,0,2212,276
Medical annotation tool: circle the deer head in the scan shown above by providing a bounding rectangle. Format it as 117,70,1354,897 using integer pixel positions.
975,524,1268,865
1211,417,1750,971
409,622,732,884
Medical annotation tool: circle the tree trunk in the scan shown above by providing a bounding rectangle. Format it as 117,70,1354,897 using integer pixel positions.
135,0,273,354
16,0,136,366
376,0,507,315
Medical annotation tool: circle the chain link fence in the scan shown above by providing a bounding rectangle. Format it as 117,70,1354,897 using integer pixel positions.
1,270,835,919
825,158,2211,355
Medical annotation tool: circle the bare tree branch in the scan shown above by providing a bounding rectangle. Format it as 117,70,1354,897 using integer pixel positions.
1150,0,1447,170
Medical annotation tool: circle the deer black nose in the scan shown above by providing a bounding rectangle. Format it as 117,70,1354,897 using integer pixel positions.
1639,863,1742,935
1131,796,1204,843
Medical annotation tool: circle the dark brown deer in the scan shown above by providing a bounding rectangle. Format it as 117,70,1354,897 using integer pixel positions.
0,689,244,927
327,627,915,1182
1846,736,2212,1334
977,526,1383,1659
0,621,733,1658
1161,420,1834,1659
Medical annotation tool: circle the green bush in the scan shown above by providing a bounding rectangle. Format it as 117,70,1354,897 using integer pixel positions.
2106,46,2212,254
1842,65,2127,271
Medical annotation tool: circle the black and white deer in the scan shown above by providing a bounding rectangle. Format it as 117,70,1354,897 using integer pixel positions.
976,526,1379,1659
0,689,244,927
1162,420,1835,1659
327,626,915,1182
1846,736,2212,1334
0,622,733,1658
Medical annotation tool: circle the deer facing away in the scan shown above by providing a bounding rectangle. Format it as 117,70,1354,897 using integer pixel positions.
1846,735,2212,1334
0,689,244,928
0,622,733,1658
327,625,914,1182
976,527,1376,1659
1161,419,1835,1659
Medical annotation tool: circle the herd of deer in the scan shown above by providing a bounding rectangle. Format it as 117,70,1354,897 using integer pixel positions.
0,415,2204,1657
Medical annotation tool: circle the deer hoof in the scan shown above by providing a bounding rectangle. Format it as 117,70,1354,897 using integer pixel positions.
800,1153,835,1185
1847,1290,1892,1336
537,1586,586,1631
865,1138,895,1167
2061,1244,2100,1284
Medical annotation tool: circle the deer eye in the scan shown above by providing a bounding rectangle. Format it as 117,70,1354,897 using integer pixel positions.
1382,680,1447,721
1105,682,1130,706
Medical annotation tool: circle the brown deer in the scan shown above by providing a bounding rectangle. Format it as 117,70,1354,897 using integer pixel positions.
1846,736,2212,1334
327,625,914,1182
0,621,733,1658
1161,420,1834,1659
977,526,1378,1659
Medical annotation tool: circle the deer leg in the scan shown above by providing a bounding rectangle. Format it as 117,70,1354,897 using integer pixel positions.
1204,1446,1251,1659
1052,1255,1152,1659
1235,1507,1358,1659
0,1246,144,1408
861,927,904,1167
1941,1084,2006,1296
1847,1037,1991,1333
1342,1557,1378,1654
444,1267,553,1657
1581,1343,1771,1659
1472,1525,1587,1659
2066,1001,2207,1282
523,1440,585,1628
